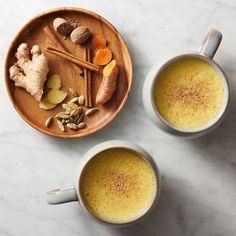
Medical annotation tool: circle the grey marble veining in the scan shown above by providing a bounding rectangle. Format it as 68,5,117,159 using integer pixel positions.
0,0,236,235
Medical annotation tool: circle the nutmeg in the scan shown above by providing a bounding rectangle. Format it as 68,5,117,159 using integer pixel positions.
53,18,73,36
70,26,91,44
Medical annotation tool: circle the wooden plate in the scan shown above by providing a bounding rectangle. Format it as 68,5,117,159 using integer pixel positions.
5,7,132,138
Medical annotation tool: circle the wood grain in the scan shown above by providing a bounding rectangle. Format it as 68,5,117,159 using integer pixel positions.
4,7,133,138
46,46,99,72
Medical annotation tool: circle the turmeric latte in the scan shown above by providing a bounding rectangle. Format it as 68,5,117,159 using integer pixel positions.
80,148,157,222
155,58,224,129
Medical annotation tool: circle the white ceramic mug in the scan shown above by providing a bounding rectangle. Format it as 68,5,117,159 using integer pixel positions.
46,140,161,227
143,29,230,138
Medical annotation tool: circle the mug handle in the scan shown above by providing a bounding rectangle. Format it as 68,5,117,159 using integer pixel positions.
46,187,78,204
198,29,222,59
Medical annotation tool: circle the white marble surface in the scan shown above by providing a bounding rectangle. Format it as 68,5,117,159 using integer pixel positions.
0,0,236,235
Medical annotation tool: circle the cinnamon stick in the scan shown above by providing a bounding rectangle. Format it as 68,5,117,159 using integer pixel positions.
84,48,93,107
87,48,93,107
84,49,88,107
46,46,99,72
43,25,68,51
43,25,83,74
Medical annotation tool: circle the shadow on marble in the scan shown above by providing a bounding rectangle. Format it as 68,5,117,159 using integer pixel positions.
186,57,236,165
108,175,222,236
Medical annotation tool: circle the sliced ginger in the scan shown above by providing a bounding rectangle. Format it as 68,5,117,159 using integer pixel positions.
93,48,112,66
46,89,67,104
46,74,62,90
39,98,57,110
91,35,107,50
40,74,66,110
96,60,118,104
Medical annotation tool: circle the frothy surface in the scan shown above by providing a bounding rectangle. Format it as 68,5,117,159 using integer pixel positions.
80,149,156,223
155,58,224,129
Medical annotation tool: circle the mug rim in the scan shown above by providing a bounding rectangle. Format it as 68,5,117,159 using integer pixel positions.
148,53,230,135
75,140,161,226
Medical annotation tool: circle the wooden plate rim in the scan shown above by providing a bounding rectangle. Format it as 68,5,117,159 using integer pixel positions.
4,7,133,138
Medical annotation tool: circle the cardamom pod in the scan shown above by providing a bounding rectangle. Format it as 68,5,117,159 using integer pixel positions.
57,120,65,131
77,114,85,124
78,122,86,129
65,107,73,114
78,95,85,105
45,117,53,127
68,102,79,110
67,123,79,130
65,118,74,124
62,103,68,109
69,97,79,104
74,111,82,121
70,109,80,117
55,112,70,119
69,88,78,97
85,108,99,116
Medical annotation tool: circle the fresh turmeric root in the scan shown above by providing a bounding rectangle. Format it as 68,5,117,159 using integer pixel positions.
93,48,112,66
9,43,49,102
91,35,107,50
96,60,118,104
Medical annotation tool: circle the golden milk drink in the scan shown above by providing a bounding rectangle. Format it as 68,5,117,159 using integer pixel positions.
80,148,157,222
155,58,224,129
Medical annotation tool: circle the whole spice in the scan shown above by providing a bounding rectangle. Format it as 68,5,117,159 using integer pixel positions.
78,95,85,105
62,103,68,109
78,122,86,129
67,123,79,130
96,60,118,104
53,18,73,37
43,25,83,74
85,108,99,116
76,114,84,124
70,109,80,117
46,88,99,132
68,102,79,110
69,97,79,104
45,117,53,127
65,107,72,114
46,46,99,72
55,112,70,119
57,120,65,132
64,17,79,29
70,26,91,44
84,48,93,107
69,88,77,97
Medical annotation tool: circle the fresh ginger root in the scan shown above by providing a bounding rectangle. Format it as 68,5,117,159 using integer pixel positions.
93,48,112,66
96,60,118,104
9,43,49,102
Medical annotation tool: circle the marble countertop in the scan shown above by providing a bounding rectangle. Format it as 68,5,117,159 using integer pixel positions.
1,0,236,235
